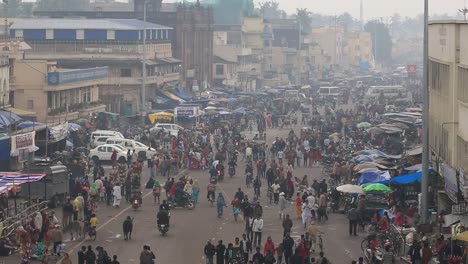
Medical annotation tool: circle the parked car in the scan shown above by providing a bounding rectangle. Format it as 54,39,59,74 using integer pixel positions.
149,123,184,137
105,137,157,158
89,144,128,163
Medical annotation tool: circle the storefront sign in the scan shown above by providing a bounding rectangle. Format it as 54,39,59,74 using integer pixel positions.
176,106,199,117
48,67,109,85
11,131,35,153
442,163,458,203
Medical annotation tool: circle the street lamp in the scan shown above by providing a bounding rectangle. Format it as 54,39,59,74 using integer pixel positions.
420,0,430,224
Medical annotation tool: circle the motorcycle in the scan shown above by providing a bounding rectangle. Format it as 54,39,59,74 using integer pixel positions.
169,191,195,210
217,170,224,181
228,165,235,178
158,224,169,236
132,198,140,211
86,225,97,240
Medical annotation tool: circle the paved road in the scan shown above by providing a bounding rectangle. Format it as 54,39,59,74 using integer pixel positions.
8,124,365,264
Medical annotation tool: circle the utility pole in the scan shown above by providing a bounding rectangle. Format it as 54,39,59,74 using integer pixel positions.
334,15,337,67
298,16,302,84
141,0,147,121
3,0,8,38
420,0,430,224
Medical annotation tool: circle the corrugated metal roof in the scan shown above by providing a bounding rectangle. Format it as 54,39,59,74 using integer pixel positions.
10,18,172,30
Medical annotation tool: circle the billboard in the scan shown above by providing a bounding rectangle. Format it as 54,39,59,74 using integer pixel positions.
48,67,109,85
407,65,417,75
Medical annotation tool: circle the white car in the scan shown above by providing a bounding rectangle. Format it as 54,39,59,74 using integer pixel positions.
150,123,184,137
89,144,128,163
105,138,157,158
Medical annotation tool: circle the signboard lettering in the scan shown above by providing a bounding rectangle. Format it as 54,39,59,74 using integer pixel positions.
11,131,36,153
48,67,109,85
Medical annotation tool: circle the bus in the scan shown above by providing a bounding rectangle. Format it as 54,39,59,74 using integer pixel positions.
364,86,408,102
319,87,341,97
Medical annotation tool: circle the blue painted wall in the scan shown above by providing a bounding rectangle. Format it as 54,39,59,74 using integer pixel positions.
23,29,46,40
115,30,139,41
54,29,76,40
84,30,107,40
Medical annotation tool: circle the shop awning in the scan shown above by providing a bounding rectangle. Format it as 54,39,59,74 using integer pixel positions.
0,173,46,195
5,106,36,117
161,90,185,103
148,112,174,124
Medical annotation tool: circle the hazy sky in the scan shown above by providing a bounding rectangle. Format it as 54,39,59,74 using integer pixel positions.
272,0,466,19
26,0,467,19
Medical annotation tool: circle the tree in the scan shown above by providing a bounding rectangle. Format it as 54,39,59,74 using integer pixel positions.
365,20,393,66
337,12,355,31
295,8,311,34
257,1,286,19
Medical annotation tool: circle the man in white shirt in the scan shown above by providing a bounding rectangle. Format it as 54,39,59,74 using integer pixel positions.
271,181,281,204
245,146,253,161
252,216,264,247
277,150,284,164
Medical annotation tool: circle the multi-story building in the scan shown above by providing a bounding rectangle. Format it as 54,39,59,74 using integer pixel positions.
213,55,238,88
311,27,345,69
428,21,468,202
13,60,108,123
344,31,373,69
213,24,258,91
175,4,214,91
0,55,9,108
9,18,180,115
34,0,214,92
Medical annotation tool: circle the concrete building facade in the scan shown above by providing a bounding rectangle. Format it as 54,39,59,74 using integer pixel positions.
428,21,468,176
13,60,107,123
0,56,9,108
9,19,180,116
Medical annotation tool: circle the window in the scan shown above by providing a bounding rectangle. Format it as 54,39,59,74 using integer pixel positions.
457,136,468,172
106,146,114,153
82,87,91,103
27,100,33,109
121,68,132,77
458,66,468,104
97,146,105,152
76,30,84,40
107,30,115,40
429,60,449,93
46,30,54,40
216,65,224,75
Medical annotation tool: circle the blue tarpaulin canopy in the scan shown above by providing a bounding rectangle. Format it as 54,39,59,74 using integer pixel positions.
355,149,402,159
0,110,22,127
358,170,391,185
17,121,45,129
174,87,191,101
390,172,422,184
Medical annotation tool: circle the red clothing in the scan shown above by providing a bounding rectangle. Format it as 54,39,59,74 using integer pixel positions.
264,240,276,255
394,212,404,226
297,242,308,258
169,185,177,196
295,196,302,206
379,217,389,231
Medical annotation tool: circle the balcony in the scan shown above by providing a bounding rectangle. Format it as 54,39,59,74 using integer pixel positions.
47,102,106,121
79,104,106,117
107,73,179,86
